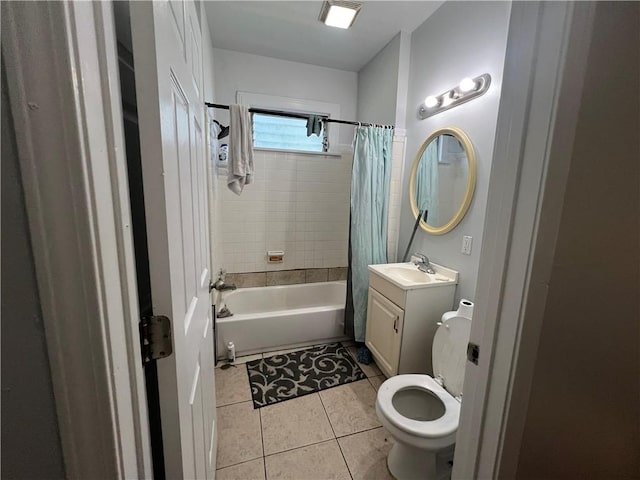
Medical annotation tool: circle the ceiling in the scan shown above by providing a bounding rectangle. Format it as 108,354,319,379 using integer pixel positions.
204,1,443,71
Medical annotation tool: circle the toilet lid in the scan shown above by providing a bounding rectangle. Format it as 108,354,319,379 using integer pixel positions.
432,316,472,398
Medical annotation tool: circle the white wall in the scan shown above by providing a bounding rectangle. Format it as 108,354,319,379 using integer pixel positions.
201,12,225,283
515,3,640,477
1,59,66,479
387,135,406,262
202,13,216,107
356,31,411,264
394,31,411,132
216,150,351,274
212,48,358,146
356,30,412,131
357,33,400,126
398,1,511,302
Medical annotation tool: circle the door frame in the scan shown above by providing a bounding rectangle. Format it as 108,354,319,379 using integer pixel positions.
2,2,152,478
453,2,596,478
2,0,597,478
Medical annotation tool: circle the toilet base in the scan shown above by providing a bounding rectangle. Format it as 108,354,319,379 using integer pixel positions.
387,442,453,480
388,442,436,479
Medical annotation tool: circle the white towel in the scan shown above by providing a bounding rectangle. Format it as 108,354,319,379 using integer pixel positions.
227,104,254,195
209,114,222,171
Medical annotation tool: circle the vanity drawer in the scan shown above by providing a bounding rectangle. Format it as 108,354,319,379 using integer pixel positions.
369,271,406,308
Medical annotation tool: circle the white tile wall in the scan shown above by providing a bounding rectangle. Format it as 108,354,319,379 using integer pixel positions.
387,135,406,262
208,112,224,282
216,150,352,273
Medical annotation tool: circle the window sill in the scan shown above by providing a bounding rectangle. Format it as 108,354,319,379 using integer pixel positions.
253,147,344,158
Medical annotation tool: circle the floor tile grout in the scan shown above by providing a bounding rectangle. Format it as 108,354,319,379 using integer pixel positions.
263,437,338,459
215,426,389,476
367,374,386,391
258,402,267,479
336,424,384,439
213,396,261,471
318,389,354,480
216,453,264,471
216,398,253,409
260,393,334,459
215,457,263,473
336,441,354,480
253,424,386,461
317,392,337,440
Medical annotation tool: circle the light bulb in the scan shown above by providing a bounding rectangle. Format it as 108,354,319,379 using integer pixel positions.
459,77,477,93
424,96,439,108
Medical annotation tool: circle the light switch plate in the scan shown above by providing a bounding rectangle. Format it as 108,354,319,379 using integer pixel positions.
462,235,472,255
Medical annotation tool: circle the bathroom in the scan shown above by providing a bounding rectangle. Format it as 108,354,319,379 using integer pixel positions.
207,1,510,479
3,0,637,477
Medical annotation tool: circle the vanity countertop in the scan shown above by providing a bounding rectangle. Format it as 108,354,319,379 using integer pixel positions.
368,262,458,291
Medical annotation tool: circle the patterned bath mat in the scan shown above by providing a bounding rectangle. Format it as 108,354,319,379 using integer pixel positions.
246,342,366,408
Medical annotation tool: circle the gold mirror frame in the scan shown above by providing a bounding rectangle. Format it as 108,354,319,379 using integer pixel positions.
409,127,477,235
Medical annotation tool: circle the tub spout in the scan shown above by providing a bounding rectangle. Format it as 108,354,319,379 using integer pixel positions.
214,280,237,291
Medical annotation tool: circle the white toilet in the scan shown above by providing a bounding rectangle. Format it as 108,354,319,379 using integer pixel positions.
376,300,473,480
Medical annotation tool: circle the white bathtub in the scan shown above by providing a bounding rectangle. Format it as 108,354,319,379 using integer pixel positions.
216,281,348,358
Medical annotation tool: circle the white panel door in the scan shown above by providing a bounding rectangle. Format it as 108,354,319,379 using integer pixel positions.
130,1,216,478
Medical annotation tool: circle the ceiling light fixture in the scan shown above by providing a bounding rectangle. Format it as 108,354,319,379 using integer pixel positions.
319,1,362,29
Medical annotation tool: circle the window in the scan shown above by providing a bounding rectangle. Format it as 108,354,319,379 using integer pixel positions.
236,91,341,154
252,113,327,152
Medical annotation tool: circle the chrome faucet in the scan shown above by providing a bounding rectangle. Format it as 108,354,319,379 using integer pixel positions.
213,270,235,319
413,253,435,274
213,269,237,292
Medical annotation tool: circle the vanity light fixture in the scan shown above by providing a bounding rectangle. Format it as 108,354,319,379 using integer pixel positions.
419,73,491,119
441,91,456,107
319,1,362,29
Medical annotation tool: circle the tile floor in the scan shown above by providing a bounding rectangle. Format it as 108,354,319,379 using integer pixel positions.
215,342,393,480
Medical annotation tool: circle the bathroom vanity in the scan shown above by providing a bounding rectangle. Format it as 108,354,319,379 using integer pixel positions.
365,262,458,377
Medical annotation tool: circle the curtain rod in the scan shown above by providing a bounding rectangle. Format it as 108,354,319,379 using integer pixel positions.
205,102,394,129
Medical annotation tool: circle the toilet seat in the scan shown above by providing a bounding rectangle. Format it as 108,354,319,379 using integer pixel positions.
377,374,460,439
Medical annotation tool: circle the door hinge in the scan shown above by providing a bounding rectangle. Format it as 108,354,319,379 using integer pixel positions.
140,315,173,365
467,342,479,365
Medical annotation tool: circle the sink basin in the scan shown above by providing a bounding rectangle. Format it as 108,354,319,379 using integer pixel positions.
368,262,458,290
384,265,433,284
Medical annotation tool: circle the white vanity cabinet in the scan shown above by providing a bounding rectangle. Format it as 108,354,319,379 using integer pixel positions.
365,262,458,377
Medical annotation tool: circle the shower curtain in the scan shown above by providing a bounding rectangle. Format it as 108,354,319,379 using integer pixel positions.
415,138,439,226
346,126,393,342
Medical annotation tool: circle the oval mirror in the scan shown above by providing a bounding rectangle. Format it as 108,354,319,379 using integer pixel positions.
409,127,477,235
